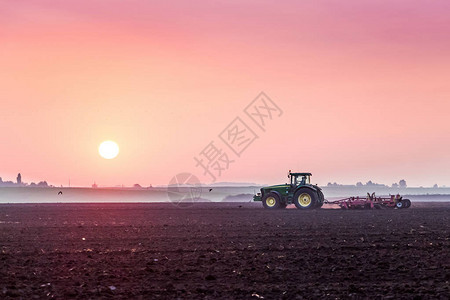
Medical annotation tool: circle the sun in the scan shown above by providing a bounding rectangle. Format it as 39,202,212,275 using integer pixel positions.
99,141,119,159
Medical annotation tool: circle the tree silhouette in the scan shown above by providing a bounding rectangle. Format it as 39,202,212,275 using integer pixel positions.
37,181,48,187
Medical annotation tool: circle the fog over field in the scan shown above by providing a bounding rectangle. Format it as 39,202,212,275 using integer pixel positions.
1,186,450,204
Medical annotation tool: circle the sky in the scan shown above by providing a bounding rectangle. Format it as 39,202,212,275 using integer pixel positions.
1,0,450,187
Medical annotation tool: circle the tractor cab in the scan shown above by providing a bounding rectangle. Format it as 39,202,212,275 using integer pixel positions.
289,172,312,186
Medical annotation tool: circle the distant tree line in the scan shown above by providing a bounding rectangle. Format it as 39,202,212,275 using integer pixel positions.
0,173,50,188
326,180,443,189
327,180,409,188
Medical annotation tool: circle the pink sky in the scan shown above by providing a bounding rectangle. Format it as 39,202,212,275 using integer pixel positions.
1,0,450,187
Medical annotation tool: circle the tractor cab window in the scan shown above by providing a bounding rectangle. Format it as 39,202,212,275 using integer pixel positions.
294,175,310,185
289,174,311,186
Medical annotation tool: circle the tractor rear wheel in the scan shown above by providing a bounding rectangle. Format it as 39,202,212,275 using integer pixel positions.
316,190,324,208
294,189,318,210
262,192,281,209
316,200,323,208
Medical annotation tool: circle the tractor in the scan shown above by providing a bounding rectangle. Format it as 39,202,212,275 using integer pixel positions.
253,171,324,209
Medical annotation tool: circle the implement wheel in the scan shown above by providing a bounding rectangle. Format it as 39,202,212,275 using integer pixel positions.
262,192,281,209
403,199,411,208
294,189,317,210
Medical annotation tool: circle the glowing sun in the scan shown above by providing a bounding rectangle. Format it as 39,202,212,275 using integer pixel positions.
99,141,119,159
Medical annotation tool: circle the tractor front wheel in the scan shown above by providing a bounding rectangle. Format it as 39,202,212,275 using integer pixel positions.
262,192,281,209
294,189,318,210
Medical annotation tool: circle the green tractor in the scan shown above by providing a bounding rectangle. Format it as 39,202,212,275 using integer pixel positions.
253,171,324,209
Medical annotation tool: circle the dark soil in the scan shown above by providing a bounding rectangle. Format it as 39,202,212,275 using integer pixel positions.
0,203,449,299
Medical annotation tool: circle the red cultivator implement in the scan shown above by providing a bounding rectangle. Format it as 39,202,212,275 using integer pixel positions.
325,193,411,209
